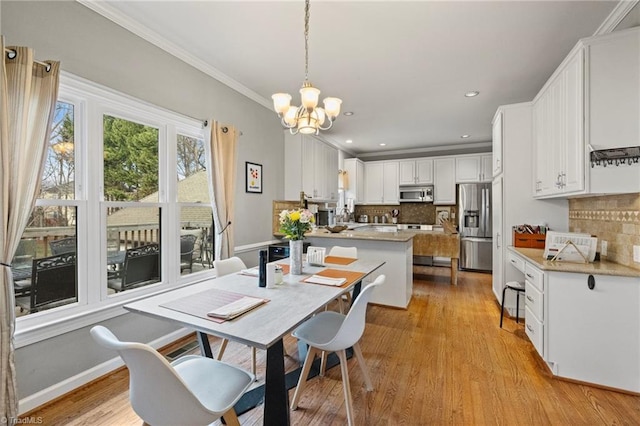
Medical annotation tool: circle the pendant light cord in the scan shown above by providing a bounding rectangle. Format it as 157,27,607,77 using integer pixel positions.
304,0,310,82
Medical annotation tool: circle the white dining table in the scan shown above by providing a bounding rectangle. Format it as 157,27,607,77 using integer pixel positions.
124,257,384,426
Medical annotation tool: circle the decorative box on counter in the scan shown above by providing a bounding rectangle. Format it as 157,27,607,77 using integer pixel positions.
512,224,546,249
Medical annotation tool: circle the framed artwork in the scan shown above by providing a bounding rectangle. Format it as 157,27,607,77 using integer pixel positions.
245,162,262,193
436,206,451,225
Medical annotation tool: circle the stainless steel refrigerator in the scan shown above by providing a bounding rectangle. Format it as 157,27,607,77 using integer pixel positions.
458,183,492,271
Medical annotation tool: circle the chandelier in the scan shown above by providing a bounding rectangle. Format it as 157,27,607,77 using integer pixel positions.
271,0,342,135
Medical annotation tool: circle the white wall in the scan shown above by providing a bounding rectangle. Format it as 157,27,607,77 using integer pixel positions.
2,0,284,408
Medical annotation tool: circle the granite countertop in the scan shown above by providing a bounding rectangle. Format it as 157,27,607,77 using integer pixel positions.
509,247,640,278
305,228,416,242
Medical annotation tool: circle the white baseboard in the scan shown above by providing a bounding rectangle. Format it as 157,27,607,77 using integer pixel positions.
18,328,192,415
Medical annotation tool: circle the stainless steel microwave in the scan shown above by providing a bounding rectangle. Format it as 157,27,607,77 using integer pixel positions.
399,186,434,203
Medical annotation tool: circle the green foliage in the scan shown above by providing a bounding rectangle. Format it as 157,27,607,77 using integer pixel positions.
103,115,159,201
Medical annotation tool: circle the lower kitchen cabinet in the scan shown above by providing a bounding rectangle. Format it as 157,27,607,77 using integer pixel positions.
547,272,640,392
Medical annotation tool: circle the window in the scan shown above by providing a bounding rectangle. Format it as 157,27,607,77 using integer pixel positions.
14,73,209,344
176,133,214,274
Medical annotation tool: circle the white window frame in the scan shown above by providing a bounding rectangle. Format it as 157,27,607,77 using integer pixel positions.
15,72,213,348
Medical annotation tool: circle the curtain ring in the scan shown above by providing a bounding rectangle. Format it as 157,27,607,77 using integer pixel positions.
222,126,229,133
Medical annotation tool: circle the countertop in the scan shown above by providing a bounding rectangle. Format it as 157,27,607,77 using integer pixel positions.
509,247,640,278
304,228,416,242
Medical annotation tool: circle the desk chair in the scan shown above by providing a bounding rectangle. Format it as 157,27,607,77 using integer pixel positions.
213,256,257,377
329,246,358,314
90,326,253,426
291,274,385,426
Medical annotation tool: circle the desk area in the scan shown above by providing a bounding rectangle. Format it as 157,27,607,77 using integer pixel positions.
124,257,384,426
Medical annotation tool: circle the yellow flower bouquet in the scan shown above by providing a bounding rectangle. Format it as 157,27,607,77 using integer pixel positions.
279,209,315,240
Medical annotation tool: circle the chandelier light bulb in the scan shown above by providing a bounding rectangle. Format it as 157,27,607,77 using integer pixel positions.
300,83,320,110
323,97,342,119
272,93,292,114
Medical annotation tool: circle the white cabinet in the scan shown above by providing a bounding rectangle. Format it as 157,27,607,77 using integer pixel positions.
433,157,456,205
547,272,640,392
364,161,399,204
343,158,364,204
493,103,567,306
533,46,585,198
455,154,492,183
492,110,503,177
586,27,640,194
398,158,433,185
284,133,339,201
492,176,503,299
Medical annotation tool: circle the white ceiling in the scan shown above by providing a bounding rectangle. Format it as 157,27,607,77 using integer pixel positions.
80,1,626,158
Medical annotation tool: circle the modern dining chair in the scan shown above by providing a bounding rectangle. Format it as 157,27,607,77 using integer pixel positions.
329,246,358,313
291,274,385,426
212,256,257,376
90,325,253,426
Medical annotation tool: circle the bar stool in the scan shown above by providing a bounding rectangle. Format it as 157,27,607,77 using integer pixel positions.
500,281,525,328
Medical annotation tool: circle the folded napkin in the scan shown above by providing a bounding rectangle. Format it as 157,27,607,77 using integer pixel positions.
239,267,259,277
304,275,347,286
207,296,265,320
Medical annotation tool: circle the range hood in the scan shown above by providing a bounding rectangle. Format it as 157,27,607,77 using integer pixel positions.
589,146,640,167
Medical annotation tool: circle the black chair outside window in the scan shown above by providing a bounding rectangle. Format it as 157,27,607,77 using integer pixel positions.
108,244,160,293
49,237,76,255
180,234,197,273
15,253,77,313
201,227,214,268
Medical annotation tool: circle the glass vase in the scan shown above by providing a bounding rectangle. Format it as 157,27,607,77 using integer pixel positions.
289,239,303,275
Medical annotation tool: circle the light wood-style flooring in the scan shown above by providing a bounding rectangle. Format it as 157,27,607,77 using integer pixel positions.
22,267,640,425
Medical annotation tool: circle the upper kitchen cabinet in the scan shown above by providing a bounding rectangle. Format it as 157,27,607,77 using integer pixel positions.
284,132,339,202
492,110,503,177
455,154,492,183
343,158,365,204
433,157,456,205
364,160,399,204
532,45,585,198
398,158,433,185
585,27,640,194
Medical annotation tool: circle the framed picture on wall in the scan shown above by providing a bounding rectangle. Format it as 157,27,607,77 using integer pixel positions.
245,162,262,193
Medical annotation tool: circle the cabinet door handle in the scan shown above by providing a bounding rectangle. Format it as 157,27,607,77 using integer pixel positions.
526,324,534,333
526,295,534,302
510,259,516,264
496,232,501,249
526,273,534,279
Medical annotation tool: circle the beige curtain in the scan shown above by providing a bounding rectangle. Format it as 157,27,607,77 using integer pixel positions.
205,121,238,260
0,39,60,418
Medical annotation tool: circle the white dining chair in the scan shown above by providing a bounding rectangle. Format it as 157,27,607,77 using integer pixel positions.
90,325,253,426
329,246,358,314
213,256,258,377
291,274,385,426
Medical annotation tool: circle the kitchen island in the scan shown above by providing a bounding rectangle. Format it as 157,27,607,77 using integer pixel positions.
304,228,415,308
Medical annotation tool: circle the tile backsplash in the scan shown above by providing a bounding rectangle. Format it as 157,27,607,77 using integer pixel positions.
353,204,457,225
569,193,640,269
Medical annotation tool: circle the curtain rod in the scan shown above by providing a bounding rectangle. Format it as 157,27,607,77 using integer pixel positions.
203,120,243,136
4,48,52,72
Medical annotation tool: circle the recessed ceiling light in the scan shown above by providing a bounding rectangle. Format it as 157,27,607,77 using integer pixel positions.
379,143,386,146
343,111,354,116
345,139,353,144
464,91,480,97
461,134,471,139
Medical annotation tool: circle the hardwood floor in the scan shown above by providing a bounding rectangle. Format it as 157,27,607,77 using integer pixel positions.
23,267,640,425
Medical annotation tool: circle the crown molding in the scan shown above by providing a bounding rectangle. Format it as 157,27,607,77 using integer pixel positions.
593,0,639,35
76,0,273,111
356,141,492,160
